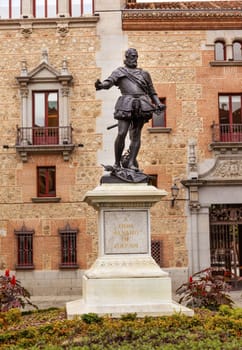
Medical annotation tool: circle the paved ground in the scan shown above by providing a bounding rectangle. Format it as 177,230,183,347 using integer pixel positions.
27,290,242,310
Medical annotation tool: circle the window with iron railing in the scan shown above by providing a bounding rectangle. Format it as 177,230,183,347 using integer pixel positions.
59,224,79,268
14,225,34,269
33,91,59,145
0,0,21,18
215,94,242,142
151,240,163,267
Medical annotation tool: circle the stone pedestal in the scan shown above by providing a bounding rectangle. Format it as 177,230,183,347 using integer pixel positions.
66,183,193,318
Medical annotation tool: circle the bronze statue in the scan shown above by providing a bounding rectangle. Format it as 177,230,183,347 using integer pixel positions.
95,48,165,181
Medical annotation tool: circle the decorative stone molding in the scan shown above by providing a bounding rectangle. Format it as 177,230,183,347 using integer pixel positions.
57,22,69,37
15,50,75,162
147,127,172,134
20,23,33,38
209,159,242,179
85,256,168,278
61,87,70,97
188,140,198,179
19,88,29,98
122,1,242,30
189,201,201,212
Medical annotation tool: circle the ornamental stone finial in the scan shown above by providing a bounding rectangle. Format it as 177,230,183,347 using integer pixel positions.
21,59,28,76
61,57,69,75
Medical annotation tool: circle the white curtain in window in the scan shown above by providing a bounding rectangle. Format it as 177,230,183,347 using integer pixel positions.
12,0,21,18
48,0,56,17
0,0,9,18
72,0,93,16
83,0,92,14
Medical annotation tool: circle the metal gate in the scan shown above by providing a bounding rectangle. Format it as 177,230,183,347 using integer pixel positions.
209,204,242,281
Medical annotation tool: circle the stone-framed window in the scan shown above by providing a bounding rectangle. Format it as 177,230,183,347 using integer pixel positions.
148,97,171,134
233,41,242,61
37,166,56,197
32,90,59,145
16,50,73,146
217,94,242,143
152,97,166,128
214,40,226,61
14,225,35,269
210,37,242,66
0,0,21,18
59,223,79,269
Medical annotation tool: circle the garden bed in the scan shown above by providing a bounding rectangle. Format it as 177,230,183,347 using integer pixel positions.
0,306,242,349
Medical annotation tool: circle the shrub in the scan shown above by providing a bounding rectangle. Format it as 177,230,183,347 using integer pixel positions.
0,269,37,312
176,267,234,310
81,312,103,324
121,313,137,321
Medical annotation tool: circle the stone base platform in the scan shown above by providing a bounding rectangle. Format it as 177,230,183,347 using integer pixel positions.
66,299,193,319
66,273,194,319
66,183,193,319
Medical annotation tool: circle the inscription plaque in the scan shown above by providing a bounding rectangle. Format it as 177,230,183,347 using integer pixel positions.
104,210,149,254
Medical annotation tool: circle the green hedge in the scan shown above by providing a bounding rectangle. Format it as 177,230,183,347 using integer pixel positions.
0,306,242,349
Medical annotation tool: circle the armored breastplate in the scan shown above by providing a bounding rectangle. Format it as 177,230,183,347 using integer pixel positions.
118,69,147,95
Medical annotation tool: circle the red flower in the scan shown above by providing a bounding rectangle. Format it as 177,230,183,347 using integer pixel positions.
189,276,193,283
5,269,10,277
11,275,16,285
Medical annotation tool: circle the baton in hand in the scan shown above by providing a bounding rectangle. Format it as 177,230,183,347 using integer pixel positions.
107,123,118,130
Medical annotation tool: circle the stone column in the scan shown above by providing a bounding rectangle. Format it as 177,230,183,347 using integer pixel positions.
197,206,211,270
226,44,233,60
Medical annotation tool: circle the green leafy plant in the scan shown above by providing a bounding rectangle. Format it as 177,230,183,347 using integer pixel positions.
176,267,234,310
81,312,103,324
0,308,242,349
0,269,37,312
120,312,137,321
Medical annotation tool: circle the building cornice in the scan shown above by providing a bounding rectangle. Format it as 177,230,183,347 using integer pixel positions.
0,16,99,31
122,1,242,30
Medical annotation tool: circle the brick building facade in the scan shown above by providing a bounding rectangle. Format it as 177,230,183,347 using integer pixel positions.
0,0,242,296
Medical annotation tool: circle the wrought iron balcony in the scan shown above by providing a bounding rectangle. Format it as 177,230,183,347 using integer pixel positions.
210,122,242,153
211,123,242,142
16,125,75,162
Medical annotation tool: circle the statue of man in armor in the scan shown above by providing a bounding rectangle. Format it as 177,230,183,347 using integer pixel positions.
95,48,165,172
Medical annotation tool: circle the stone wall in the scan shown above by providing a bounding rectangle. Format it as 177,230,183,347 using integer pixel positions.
123,30,208,272
0,18,102,294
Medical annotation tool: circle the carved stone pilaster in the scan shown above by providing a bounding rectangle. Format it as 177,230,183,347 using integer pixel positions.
188,140,198,179
20,88,29,98
61,86,70,97
189,201,201,212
